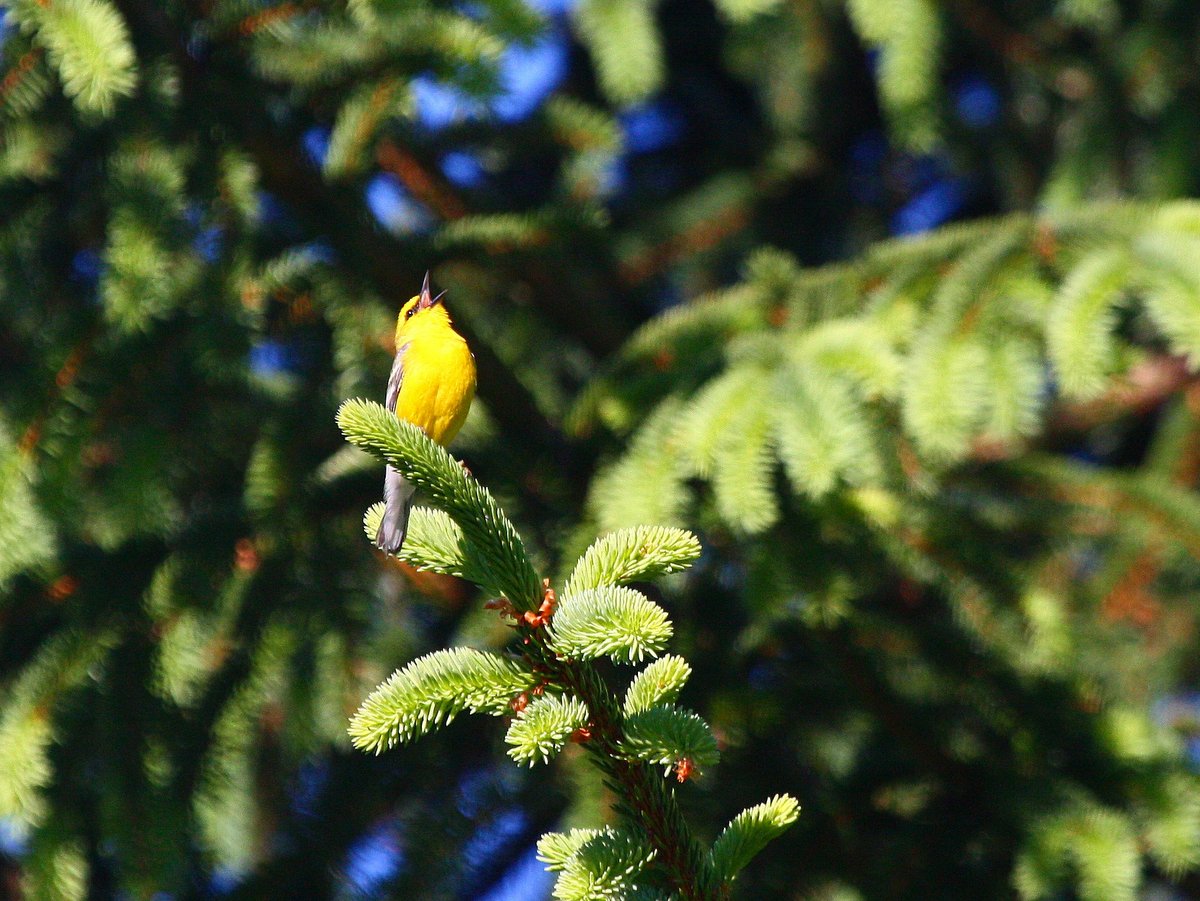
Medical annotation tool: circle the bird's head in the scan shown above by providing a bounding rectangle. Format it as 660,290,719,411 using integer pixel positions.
396,272,452,341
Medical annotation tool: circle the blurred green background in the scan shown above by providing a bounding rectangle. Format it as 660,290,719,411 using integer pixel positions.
3,0,1200,898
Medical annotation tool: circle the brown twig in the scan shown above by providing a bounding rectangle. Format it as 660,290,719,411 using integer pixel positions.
1052,355,1197,435
0,46,45,109
235,2,302,36
619,204,752,287
377,140,467,221
18,328,97,458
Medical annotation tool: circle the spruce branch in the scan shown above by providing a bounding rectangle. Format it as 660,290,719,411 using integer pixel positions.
505,694,590,766
548,656,722,901
548,827,659,901
1141,773,1200,877
337,398,542,609
324,78,409,179
845,0,942,150
793,318,904,400
348,648,537,753
773,365,879,496
902,335,989,461
339,401,794,900
0,629,117,824
711,0,785,22
574,0,664,105
588,396,692,532
1135,232,1200,367
565,526,702,596
9,0,138,116
709,379,779,534
624,655,692,716
676,367,762,479
0,417,56,588
981,337,1043,443
362,502,497,593
619,706,720,773
1047,248,1131,399
547,585,673,663
708,794,801,885
538,828,607,871
1016,806,1139,901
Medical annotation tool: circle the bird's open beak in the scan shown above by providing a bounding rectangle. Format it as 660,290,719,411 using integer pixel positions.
417,272,446,309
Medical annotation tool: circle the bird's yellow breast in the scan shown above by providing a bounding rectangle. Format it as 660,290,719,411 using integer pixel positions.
394,322,476,446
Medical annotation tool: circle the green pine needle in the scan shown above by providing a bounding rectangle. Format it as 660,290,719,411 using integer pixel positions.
676,367,758,479
711,0,785,22
436,212,554,250
324,78,410,179
505,694,590,766
619,705,719,770
349,648,536,753
1016,806,1140,901
14,0,138,116
618,282,765,366
794,318,905,400
0,629,116,824
845,0,941,150
0,710,52,824
565,526,701,596
623,655,692,716
574,0,664,105
981,337,1044,443
545,96,623,153
1142,774,1200,877
773,365,879,497
0,421,55,590
21,836,87,901
1047,248,1131,399
710,378,779,534
902,336,989,461
1073,810,1140,901
537,829,604,871
588,397,690,532
50,1,137,114
1135,231,1200,366
709,794,801,884
548,586,672,664
545,827,658,901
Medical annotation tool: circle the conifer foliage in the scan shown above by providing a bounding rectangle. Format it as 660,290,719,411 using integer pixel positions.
578,203,1200,527
337,399,798,899
4,0,1200,899
574,208,1200,901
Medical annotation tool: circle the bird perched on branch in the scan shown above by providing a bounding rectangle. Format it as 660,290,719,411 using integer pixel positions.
376,273,476,553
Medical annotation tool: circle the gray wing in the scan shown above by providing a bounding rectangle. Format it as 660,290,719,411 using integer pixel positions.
384,342,408,412
376,342,415,553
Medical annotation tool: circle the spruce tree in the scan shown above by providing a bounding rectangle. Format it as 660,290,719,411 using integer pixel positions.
2,1,1200,899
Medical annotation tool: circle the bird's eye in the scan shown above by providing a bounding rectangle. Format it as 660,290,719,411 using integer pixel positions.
405,307,417,319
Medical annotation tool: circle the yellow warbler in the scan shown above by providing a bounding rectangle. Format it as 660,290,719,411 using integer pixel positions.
376,274,476,553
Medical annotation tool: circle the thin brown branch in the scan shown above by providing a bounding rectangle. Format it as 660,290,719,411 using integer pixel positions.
0,46,45,108
1052,355,1197,434
377,139,467,221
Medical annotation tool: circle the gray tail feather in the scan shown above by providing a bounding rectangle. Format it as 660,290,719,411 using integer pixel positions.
376,465,417,554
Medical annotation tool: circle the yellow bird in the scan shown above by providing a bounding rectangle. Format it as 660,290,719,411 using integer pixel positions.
376,273,476,554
